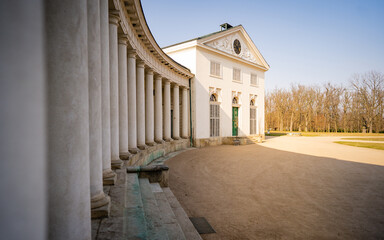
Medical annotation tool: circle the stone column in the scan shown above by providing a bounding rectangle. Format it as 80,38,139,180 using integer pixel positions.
118,35,130,160
136,60,147,149
100,0,116,185
88,0,110,218
127,50,139,153
109,14,123,168
181,87,189,138
45,0,91,238
163,80,172,141
154,75,163,143
172,84,180,139
0,1,46,239
145,69,155,146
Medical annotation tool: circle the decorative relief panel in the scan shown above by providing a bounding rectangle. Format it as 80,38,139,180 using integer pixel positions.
205,33,258,64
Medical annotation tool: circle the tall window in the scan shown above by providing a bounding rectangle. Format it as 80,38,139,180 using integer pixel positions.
250,99,257,134
210,61,221,77
210,94,220,137
233,68,241,82
251,74,258,86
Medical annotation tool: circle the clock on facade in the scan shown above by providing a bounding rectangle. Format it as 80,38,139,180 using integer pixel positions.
233,39,241,54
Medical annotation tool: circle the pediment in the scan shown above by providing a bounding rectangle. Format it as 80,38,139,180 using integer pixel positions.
200,27,269,69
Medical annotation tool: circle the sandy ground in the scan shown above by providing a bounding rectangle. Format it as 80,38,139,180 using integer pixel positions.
166,136,384,240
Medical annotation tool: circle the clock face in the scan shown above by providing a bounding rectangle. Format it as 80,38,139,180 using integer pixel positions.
233,39,241,54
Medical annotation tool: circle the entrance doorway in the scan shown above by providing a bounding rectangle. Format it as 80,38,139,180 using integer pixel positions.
232,107,238,136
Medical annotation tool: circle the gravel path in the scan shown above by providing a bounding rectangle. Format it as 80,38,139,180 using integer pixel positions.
166,136,384,239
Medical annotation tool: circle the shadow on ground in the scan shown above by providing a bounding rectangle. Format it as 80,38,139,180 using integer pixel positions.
166,144,384,240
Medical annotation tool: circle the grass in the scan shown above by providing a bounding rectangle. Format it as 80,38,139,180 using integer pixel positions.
341,137,384,141
266,131,384,137
334,141,384,150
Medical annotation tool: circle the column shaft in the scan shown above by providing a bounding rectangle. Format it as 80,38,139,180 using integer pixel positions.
0,1,46,239
46,0,91,238
109,15,123,167
172,84,180,139
154,75,163,143
163,80,171,141
136,61,146,148
181,87,189,138
127,51,138,152
118,36,130,159
145,70,155,145
88,0,110,214
99,0,116,184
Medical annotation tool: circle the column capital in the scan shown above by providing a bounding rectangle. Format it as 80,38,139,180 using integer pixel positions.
172,83,179,88
127,49,136,58
118,35,128,45
164,79,171,85
137,60,145,68
146,68,154,75
109,13,120,25
154,74,162,80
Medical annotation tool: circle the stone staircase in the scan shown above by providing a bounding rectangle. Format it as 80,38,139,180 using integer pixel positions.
125,173,202,240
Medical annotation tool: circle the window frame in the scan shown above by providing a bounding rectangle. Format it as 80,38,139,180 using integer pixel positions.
250,73,259,87
232,67,242,83
210,61,222,78
209,94,220,137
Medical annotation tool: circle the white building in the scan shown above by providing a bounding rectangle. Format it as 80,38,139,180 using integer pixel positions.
164,23,270,147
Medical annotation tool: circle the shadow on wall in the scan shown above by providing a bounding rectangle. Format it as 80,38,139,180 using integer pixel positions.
166,144,384,239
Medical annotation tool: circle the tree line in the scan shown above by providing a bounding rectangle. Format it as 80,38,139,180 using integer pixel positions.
265,71,384,133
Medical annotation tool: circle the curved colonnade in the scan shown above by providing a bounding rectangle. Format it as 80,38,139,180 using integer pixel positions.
0,0,193,239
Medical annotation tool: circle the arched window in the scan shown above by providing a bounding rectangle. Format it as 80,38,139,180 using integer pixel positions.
232,97,238,105
210,94,217,102
210,94,219,137
250,99,257,134
250,99,255,106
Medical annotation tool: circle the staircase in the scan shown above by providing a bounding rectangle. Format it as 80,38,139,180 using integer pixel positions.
124,173,202,240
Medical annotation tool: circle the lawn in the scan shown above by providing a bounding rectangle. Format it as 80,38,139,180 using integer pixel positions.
266,131,384,137
341,138,384,141
334,141,384,150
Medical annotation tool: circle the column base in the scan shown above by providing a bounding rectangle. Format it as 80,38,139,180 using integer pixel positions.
129,148,140,154
103,169,117,185
111,159,123,169
172,137,180,140
146,142,156,146
91,192,111,219
181,136,189,139
138,144,148,150
164,138,173,142
155,139,164,144
119,152,131,160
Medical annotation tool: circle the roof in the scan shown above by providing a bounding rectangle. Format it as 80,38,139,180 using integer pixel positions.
162,25,242,49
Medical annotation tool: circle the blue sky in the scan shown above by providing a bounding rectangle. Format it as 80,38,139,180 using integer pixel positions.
141,0,384,90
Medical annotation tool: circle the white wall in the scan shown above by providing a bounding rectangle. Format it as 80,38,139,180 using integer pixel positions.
166,44,265,140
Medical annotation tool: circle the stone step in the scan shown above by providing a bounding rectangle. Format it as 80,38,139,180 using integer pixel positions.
139,178,169,240
163,187,202,240
125,173,148,239
151,183,186,240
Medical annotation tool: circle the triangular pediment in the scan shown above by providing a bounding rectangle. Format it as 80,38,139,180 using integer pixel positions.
199,26,269,70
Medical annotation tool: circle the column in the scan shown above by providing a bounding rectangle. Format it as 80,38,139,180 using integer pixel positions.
154,75,163,143
46,0,91,238
172,84,180,139
109,14,123,168
100,0,116,185
163,80,172,141
181,87,189,138
145,69,155,145
127,50,139,153
118,35,130,160
0,1,46,239
136,60,146,149
88,0,110,218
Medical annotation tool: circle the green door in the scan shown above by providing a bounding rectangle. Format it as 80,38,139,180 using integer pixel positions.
232,107,238,136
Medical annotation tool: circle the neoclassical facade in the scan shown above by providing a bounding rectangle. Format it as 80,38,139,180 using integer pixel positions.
1,0,193,239
164,23,270,147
